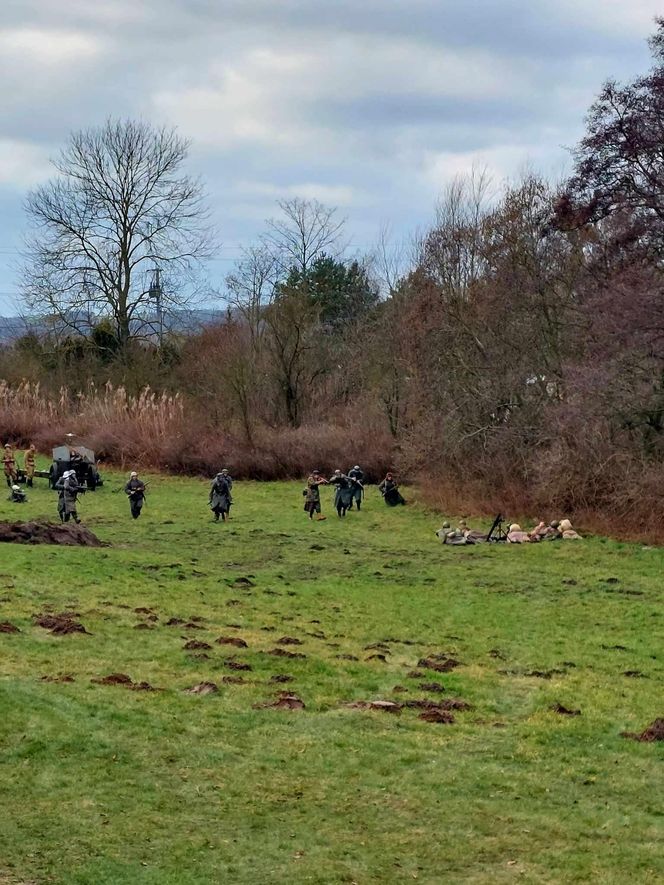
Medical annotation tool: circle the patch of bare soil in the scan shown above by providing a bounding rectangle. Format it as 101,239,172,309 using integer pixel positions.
34,612,89,635
254,692,305,710
165,617,185,626
92,673,133,685
234,576,255,587
418,657,461,673
216,636,249,648
0,621,20,634
0,520,104,547
223,659,252,671
346,700,402,714
550,703,581,716
270,674,294,683
419,710,455,724
336,654,359,661
499,667,567,679
222,675,249,685
366,654,388,663
134,607,155,615
277,636,303,645
185,682,218,695
267,648,306,659
403,698,472,712
189,653,210,661
392,685,408,693
183,640,211,650
419,682,445,693
40,674,75,683
365,642,391,652
134,623,153,630
406,670,425,679
621,718,664,742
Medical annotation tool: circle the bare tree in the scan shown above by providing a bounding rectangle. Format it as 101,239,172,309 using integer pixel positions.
265,198,345,277
22,119,213,349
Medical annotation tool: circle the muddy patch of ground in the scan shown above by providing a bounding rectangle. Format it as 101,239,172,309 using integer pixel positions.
267,648,306,660
0,520,105,547
402,698,472,712
621,718,664,742
0,621,20,634
270,674,294,683
185,682,218,695
183,640,211,651
216,636,248,648
33,612,89,635
40,673,75,683
419,709,455,724
91,673,133,686
418,657,461,673
254,692,305,710
419,682,445,693
346,700,402,714
277,636,303,646
223,659,252,671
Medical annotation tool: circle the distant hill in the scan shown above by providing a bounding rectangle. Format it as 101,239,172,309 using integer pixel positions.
0,309,228,344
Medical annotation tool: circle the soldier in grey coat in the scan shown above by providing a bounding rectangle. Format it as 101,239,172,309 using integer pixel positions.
209,470,233,522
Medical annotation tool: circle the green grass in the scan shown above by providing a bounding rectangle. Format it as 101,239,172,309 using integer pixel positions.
0,470,662,884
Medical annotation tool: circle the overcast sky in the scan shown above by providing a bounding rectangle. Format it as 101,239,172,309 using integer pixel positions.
0,0,661,313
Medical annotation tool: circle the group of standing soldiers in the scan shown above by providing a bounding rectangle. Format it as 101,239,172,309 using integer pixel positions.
3,443,36,488
303,467,406,520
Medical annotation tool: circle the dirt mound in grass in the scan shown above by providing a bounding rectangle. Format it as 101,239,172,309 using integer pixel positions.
621,718,664,742
0,520,104,547
34,612,89,635
419,709,455,724
0,621,20,634
185,681,218,695
254,692,305,710
92,673,132,686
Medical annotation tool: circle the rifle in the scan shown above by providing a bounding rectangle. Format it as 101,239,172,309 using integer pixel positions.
486,513,508,543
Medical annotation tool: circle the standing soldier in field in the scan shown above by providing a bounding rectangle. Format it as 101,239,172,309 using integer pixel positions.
3,444,17,487
328,469,354,518
24,444,36,487
347,465,365,511
124,471,146,520
303,469,328,521
209,470,233,522
55,470,81,523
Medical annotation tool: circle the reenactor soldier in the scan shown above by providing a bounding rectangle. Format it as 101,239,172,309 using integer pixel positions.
8,484,27,503
24,444,36,487
54,470,81,523
124,471,146,520
303,469,328,520
347,465,365,511
328,469,354,518
3,444,17,487
378,472,406,506
209,470,233,522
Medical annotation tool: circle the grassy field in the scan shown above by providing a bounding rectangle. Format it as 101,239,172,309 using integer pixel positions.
0,468,662,885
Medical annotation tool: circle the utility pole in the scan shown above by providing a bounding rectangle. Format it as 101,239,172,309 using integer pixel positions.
149,267,163,347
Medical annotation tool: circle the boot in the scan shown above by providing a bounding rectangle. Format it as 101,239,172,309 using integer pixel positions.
27,478,33,488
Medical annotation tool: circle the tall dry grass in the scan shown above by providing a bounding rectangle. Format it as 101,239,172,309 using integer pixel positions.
0,380,395,480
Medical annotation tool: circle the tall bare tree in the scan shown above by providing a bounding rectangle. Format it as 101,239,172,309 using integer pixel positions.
23,119,213,349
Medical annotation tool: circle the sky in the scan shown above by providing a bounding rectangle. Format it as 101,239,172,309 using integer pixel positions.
0,0,661,314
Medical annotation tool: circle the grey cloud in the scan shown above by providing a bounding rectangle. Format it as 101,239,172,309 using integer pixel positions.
0,0,661,312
